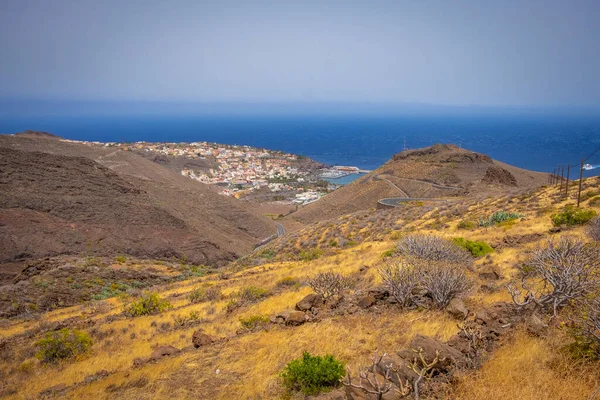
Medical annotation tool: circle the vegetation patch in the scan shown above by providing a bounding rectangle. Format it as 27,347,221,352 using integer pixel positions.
239,315,270,330
457,219,477,230
478,211,522,227
281,352,345,395
452,237,494,257
551,205,597,226
237,286,268,302
36,328,93,363
125,292,172,317
299,248,323,262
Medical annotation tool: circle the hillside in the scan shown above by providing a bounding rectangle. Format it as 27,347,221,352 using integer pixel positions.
0,174,598,399
0,133,276,273
292,144,548,223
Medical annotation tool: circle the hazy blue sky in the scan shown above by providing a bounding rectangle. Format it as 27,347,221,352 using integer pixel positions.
1,0,599,108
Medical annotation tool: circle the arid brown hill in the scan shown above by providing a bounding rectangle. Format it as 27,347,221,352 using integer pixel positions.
0,133,276,268
292,144,547,223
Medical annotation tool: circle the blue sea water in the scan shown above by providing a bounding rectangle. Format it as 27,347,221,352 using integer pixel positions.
1,113,600,178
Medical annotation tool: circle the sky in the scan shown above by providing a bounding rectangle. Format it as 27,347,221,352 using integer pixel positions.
1,0,600,110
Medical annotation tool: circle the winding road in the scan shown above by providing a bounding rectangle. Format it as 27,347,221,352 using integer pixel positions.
374,174,457,207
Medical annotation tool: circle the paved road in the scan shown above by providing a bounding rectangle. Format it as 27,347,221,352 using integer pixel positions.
378,197,446,207
276,223,285,237
374,174,453,207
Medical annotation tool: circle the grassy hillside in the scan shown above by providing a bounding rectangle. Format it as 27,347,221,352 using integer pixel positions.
0,177,599,399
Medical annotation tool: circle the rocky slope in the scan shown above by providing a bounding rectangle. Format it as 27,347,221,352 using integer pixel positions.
0,133,276,274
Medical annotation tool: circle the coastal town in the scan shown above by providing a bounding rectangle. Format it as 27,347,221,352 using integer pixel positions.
62,139,367,204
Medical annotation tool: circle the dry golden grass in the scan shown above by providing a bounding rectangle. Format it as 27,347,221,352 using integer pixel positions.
3,177,600,399
453,330,600,400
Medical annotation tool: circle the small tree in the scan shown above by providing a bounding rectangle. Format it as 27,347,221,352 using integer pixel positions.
378,260,421,307
508,236,600,317
421,263,472,308
343,353,411,399
396,234,472,265
308,271,351,299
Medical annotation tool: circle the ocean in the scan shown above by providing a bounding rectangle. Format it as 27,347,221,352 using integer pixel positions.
1,113,600,178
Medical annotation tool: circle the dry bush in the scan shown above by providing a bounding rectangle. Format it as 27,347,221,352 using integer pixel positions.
508,236,600,316
421,263,473,308
587,216,600,242
307,271,351,299
378,260,421,307
379,259,471,309
396,234,472,265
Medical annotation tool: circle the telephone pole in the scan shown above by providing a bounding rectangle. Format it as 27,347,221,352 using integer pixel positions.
565,164,570,196
577,158,584,207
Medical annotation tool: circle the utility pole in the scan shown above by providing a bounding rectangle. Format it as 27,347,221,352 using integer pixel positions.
552,168,555,185
577,158,584,207
565,164,570,196
557,164,561,187
559,165,564,192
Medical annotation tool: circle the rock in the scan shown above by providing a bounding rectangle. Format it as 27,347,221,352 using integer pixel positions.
357,295,377,309
549,226,562,233
150,345,180,361
82,370,109,384
275,310,292,320
478,266,502,281
481,165,517,186
132,357,148,368
475,309,491,325
295,293,324,311
345,373,399,400
286,311,308,326
192,330,214,348
368,287,390,300
359,265,369,273
39,383,67,397
397,335,466,372
525,314,548,336
479,283,497,293
446,298,468,320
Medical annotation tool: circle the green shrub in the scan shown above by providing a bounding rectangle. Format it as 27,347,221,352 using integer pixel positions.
589,196,600,207
276,276,299,288
329,239,338,247
114,255,127,264
299,248,323,262
239,315,270,330
479,211,522,227
551,205,597,226
457,220,476,230
189,286,221,303
281,352,345,395
452,237,494,257
125,292,172,317
237,286,268,302
380,249,395,259
36,329,93,363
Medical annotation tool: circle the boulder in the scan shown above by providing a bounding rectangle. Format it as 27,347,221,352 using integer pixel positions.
286,311,308,326
446,298,468,320
397,335,466,372
296,294,324,311
192,330,214,348
150,345,180,361
357,295,376,309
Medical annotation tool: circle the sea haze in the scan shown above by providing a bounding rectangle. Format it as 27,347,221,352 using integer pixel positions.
1,113,599,177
